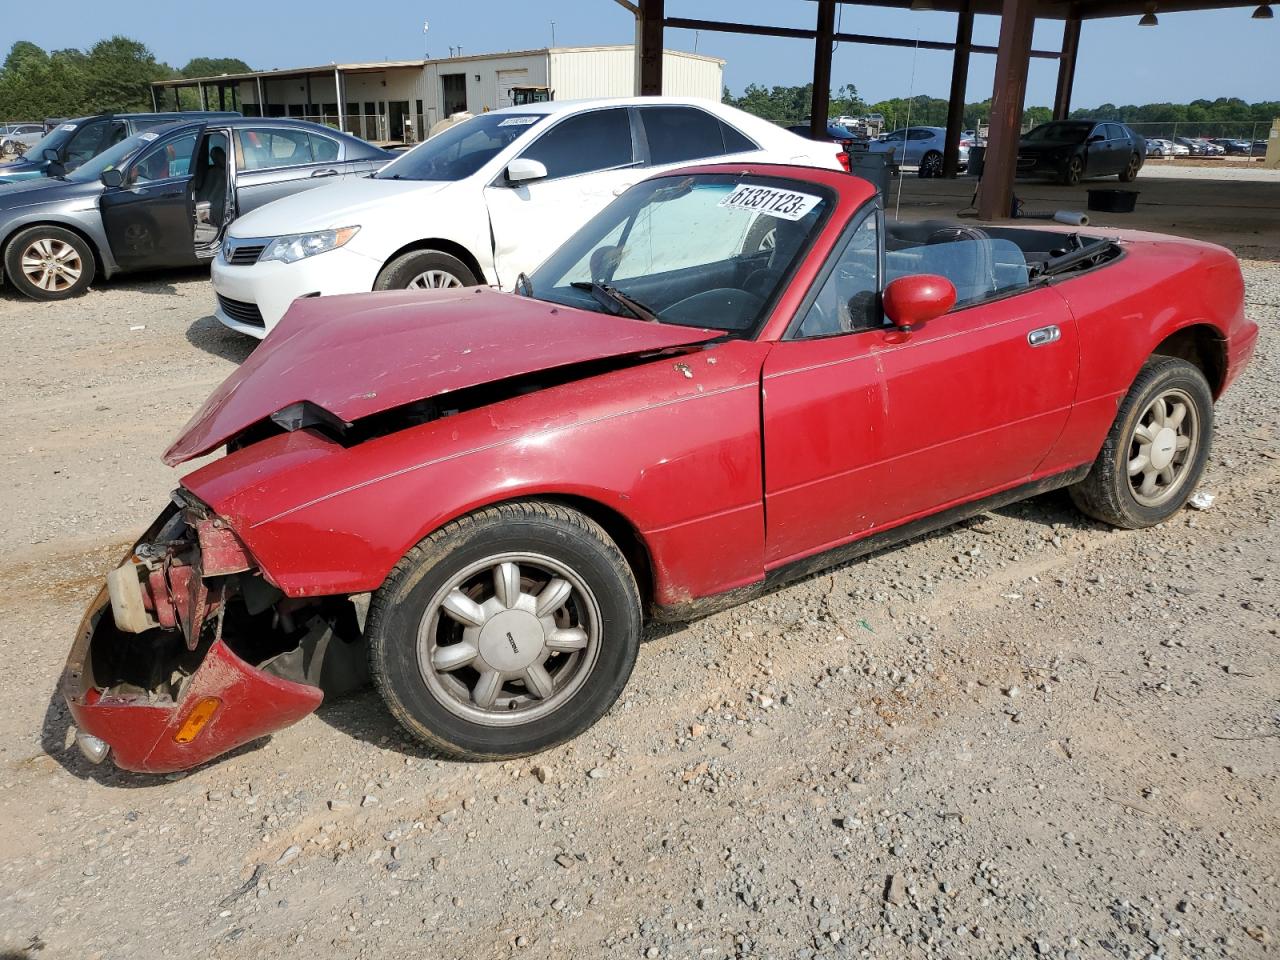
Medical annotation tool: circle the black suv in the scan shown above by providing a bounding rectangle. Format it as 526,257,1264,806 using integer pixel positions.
0,111,239,185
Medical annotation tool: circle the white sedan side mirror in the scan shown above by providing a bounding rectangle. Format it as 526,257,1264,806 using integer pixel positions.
506,158,548,185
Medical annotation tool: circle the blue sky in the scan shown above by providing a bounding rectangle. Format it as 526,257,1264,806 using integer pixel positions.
10,1,1275,107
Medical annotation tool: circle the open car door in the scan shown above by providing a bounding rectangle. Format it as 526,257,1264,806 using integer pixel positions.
100,125,205,272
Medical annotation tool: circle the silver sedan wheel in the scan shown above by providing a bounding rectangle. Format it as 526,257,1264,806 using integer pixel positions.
20,237,83,293
1127,387,1198,507
417,552,601,726
407,269,463,290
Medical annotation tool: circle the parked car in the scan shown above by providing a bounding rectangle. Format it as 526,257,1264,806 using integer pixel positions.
61,163,1258,773
785,121,864,171
1251,139,1270,157
0,112,241,186
1016,120,1145,185
0,123,45,157
1144,137,1167,157
867,126,970,177
0,117,391,300
212,97,844,337
1210,138,1252,155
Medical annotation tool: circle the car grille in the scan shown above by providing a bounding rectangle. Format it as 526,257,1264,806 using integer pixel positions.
216,294,265,328
222,239,266,265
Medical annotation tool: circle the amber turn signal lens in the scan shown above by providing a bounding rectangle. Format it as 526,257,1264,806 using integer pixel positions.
173,697,221,744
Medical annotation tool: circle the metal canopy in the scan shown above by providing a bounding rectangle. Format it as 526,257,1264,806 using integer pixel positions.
621,0,1263,221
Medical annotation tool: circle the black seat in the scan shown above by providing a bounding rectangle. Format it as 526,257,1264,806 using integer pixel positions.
197,145,228,225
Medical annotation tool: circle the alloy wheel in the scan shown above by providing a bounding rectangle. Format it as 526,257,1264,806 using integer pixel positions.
417,552,601,726
407,269,463,290
921,152,943,177
1127,388,1198,507
20,238,82,293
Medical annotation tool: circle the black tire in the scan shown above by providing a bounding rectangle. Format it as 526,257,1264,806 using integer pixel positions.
1060,155,1084,186
4,225,96,300
917,150,943,178
1118,153,1141,182
373,248,478,292
367,501,642,760
1069,356,1214,529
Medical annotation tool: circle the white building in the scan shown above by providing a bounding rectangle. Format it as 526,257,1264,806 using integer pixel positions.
152,45,725,144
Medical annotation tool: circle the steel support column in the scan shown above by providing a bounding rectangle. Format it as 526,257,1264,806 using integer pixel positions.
810,0,836,141
151,86,159,111
256,76,265,118
218,85,226,111
977,0,1035,220
942,2,974,177
335,68,346,132
1053,17,1081,120
198,82,207,111
637,0,665,95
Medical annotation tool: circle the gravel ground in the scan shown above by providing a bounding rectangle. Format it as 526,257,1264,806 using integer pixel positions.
0,258,1276,960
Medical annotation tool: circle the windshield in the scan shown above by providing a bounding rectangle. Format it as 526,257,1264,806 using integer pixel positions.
66,132,154,183
20,124,75,162
529,174,831,336
375,113,546,181
1023,121,1093,144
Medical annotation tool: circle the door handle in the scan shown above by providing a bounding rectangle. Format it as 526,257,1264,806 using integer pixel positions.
310,169,339,178
1027,325,1061,347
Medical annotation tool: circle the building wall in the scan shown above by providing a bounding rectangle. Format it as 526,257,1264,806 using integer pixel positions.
421,52,549,126
548,47,723,101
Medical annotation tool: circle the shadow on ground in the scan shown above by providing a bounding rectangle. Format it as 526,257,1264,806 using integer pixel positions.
186,313,257,364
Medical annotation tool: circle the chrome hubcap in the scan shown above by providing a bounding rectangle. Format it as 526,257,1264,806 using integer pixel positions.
1127,388,1197,507
20,238,82,292
407,269,462,290
418,553,600,726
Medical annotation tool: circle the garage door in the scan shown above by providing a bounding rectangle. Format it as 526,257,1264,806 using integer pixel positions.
497,69,529,109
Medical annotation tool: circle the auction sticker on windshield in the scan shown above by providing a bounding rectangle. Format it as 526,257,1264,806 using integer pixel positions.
498,116,539,127
718,184,821,221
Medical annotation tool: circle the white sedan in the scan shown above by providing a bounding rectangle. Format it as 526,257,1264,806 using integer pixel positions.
211,96,844,337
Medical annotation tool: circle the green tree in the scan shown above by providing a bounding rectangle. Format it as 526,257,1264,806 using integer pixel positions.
181,57,252,78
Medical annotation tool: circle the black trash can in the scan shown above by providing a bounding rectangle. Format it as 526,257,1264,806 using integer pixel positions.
967,144,986,178
849,151,892,198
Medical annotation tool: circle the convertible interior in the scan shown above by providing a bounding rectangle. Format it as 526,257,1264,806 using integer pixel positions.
586,217,1121,335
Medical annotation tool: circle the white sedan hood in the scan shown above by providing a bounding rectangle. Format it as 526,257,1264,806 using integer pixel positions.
228,177,452,238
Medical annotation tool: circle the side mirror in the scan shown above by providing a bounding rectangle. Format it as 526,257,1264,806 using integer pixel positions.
883,274,956,332
505,158,548,185
100,168,124,188
1086,134,1105,144
43,148,60,162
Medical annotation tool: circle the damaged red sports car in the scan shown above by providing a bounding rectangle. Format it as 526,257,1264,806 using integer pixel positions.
61,163,1258,773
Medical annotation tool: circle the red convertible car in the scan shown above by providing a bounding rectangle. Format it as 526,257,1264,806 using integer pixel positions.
62,163,1257,773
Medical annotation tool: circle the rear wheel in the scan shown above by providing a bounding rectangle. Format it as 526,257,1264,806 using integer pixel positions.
367,502,642,760
374,248,478,292
1069,357,1213,529
1118,153,1141,182
918,150,943,178
4,225,96,300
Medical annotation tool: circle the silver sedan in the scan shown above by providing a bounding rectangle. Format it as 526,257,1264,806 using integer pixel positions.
867,126,970,177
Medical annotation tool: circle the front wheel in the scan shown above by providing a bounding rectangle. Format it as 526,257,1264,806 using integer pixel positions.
4,225,96,300
374,248,478,292
366,502,642,760
1069,356,1213,529
1118,153,1141,182
1060,155,1084,186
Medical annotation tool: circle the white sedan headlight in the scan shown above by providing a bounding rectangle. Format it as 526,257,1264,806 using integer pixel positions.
261,226,360,265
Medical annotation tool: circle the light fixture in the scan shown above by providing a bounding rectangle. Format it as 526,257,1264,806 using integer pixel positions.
1138,3,1158,24
1253,3,1274,18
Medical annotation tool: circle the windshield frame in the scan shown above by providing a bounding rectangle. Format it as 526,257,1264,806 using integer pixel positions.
65,127,182,183
20,123,77,163
527,171,837,341
374,111,547,183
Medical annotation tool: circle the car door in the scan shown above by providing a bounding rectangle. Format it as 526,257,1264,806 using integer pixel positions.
635,105,764,174
904,128,935,165
231,127,342,215
760,209,1080,566
878,129,906,163
483,107,640,288
100,126,205,272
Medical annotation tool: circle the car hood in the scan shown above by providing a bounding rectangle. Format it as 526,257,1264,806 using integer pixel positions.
0,176,99,208
164,287,722,465
228,176,451,238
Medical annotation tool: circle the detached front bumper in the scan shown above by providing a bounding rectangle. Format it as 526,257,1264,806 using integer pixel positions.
61,591,322,773
59,503,343,774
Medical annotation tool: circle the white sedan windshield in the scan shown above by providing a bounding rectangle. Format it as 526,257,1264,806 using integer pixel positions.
375,113,546,182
